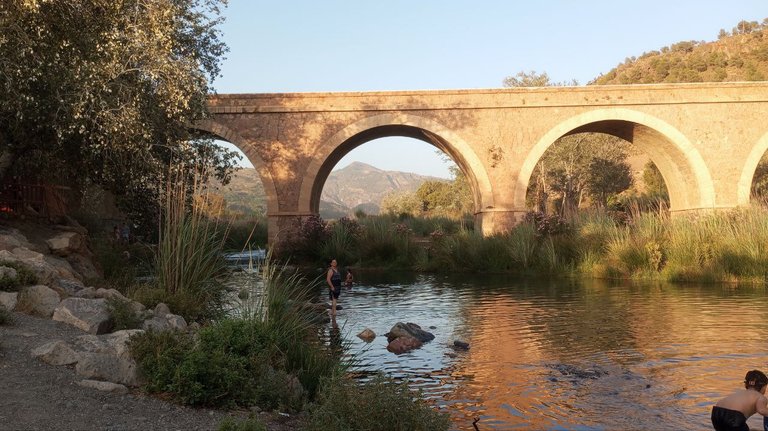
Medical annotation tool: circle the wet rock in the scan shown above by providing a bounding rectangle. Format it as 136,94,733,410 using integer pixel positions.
453,340,470,350
386,335,423,354
357,328,376,342
385,322,435,343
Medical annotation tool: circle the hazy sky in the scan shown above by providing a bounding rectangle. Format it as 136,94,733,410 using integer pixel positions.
213,1,767,178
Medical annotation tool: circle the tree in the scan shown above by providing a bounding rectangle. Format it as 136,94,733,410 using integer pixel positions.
642,161,668,200
503,70,578,87
0,0,235,231
586,158,633,208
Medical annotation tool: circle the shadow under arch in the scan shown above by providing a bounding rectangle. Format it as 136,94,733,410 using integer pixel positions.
298,113,494,216
514,108,715,213
192,119,279,215
738,130,768,205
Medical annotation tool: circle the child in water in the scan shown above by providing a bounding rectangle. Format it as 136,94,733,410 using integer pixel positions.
711,370,768,431
344,269,354,288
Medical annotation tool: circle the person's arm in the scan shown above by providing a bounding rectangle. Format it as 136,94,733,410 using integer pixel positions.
755,395,768,416
326,269,334,290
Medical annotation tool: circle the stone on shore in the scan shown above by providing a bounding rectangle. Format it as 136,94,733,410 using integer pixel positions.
31,340,81,366
0,291,18,311
77,379,129,395
75,352,141,387
52,298,113,335
17,285,61,317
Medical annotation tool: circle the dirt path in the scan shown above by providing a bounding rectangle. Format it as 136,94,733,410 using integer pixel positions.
0,312,301,431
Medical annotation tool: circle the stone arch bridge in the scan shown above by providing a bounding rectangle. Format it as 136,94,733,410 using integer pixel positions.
199,82,768,245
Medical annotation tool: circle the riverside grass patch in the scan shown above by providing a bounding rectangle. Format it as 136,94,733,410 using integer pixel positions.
305,374,451,431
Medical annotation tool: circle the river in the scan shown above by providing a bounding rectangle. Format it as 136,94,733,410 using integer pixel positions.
235,270,768,430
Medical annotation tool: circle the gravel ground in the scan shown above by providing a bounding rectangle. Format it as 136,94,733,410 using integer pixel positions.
0,312,302,431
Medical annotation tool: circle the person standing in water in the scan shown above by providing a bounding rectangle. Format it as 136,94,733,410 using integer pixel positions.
326,258,342,316
711,369,768,431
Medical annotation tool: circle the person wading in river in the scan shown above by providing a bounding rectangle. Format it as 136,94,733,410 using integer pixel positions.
711,370,768,431
326,258,342,316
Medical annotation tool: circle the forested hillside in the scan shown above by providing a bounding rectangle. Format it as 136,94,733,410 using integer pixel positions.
593,19,768,85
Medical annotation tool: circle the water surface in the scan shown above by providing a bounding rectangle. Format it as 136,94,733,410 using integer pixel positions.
239,271,768,430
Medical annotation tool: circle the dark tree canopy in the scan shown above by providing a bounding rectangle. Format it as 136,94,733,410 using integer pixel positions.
0,0,236,230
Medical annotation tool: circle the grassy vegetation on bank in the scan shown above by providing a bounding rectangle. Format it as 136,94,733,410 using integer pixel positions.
287,206,768,284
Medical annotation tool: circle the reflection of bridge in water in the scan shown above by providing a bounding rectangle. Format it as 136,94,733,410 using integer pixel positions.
199,82,768,245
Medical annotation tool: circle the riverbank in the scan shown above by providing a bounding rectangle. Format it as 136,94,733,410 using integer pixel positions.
0,311,303,430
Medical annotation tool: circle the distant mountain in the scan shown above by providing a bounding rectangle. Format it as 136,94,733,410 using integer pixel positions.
218,162,445,219
321,162,444,217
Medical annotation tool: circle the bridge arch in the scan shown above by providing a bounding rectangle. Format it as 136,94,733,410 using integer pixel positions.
298,113,494,218
738,130,768,205
514,108,716,214
193,119,279,216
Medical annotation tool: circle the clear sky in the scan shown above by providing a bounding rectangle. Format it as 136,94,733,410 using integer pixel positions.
213,1,767,177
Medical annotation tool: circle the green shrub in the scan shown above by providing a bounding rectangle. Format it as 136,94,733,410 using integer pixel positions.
0,260,37,292
306,375,451,431
130,257,343,411
218,416,266,431
106,297,143,330
0,305,13,325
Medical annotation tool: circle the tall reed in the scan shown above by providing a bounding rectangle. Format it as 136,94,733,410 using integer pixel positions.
154,164,230,322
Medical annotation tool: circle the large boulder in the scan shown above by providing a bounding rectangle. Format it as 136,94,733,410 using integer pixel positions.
31,340,80,366
142,313,187,332
72,329,144,360
17,285,61,317
75,352,141,387
52,298,113,335
0,291,18,311
45,232,83,257
66,253,102,280
386,335,423,354
385,322,435,343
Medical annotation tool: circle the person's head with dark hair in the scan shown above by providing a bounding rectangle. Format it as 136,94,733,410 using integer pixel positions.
744,370,768,392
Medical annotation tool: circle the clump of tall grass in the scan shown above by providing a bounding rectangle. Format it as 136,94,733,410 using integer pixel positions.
153,164,231,323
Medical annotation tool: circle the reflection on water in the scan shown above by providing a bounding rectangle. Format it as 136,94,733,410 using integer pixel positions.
234,271,768,430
